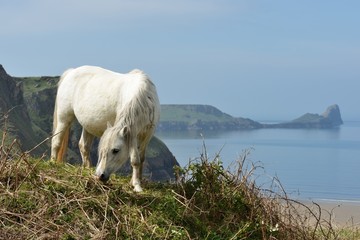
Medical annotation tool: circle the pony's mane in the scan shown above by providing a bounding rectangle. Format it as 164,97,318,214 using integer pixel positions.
115,72,159,133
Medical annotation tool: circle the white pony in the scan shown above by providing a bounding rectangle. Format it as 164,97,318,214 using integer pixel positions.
51,66,160,192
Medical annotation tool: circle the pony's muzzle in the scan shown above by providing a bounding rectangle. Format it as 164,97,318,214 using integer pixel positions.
97,173,109,183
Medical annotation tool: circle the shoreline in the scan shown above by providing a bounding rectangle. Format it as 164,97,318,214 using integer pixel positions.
301,199,360,226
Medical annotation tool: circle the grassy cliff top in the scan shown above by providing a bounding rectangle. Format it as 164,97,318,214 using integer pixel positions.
1,140,358,239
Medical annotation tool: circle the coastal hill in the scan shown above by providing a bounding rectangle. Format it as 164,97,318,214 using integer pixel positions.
159,104,262,130
158,104,343,131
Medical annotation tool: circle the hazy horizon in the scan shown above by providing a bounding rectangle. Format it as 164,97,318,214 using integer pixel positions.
1,1,359,121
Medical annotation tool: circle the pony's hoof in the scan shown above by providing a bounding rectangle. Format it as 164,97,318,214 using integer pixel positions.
134,185,143,192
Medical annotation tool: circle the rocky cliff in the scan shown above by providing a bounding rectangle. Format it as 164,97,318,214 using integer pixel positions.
1,65,178,181
0,65,47,155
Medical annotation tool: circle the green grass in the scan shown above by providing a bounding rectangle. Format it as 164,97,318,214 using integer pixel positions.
0,157,260,239
1,133,360,239
14,76,59,96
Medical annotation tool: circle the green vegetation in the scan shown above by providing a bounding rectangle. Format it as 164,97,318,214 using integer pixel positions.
1,134,360,239
160,104,234,123
15,76,59,96
159,105,261,131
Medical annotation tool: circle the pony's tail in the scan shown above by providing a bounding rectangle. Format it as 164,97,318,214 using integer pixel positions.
56,126,70,163
52,68,73,163
53,101,70,163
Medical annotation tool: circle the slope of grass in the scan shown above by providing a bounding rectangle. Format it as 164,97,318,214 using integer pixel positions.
1,131,359,239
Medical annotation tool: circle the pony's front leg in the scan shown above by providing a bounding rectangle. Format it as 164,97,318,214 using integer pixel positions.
139,146,147,181
130,146,143,192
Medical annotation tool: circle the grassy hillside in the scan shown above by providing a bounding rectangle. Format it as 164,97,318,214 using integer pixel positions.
159,105,261,130
1,133,358,239
160,104,234,123
15,76,59,95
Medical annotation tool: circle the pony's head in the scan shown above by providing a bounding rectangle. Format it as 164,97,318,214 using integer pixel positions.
95,124,130,182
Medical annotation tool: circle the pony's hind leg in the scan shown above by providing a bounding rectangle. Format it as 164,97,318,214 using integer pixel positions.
51,105,75,163
78,129,95,167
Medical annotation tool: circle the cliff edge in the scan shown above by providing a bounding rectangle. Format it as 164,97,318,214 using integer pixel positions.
0,65,47,155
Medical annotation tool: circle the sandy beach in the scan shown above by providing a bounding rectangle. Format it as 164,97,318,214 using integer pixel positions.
304,200,360,227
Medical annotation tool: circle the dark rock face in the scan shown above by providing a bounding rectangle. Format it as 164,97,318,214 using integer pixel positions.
0,65,47,155
116,136,179,181
0,65,22,106
321,104,343,126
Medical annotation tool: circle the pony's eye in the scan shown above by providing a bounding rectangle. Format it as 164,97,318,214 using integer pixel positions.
112,148,120,154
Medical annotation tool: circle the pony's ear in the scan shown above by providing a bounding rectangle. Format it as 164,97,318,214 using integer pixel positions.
120,126,130,139
107,122,113,129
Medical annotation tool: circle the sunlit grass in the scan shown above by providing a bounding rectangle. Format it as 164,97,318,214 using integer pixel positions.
1,123,359,239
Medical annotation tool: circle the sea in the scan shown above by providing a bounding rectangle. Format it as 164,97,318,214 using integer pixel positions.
156,121,360,202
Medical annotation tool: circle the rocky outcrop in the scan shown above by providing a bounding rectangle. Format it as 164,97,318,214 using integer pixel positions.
116,136,178,181
0,65,47,155
263,104,343,129
321,104,343,126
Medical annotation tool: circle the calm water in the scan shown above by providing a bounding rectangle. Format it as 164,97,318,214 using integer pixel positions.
156,121,360,202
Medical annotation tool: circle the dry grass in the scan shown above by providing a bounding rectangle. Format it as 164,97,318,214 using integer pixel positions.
1,115,360,239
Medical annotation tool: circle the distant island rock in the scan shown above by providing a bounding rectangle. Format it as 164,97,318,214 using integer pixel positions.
158,104,343,131
264,104,343,129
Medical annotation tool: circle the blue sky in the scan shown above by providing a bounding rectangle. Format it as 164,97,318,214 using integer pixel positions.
1,1,359,120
